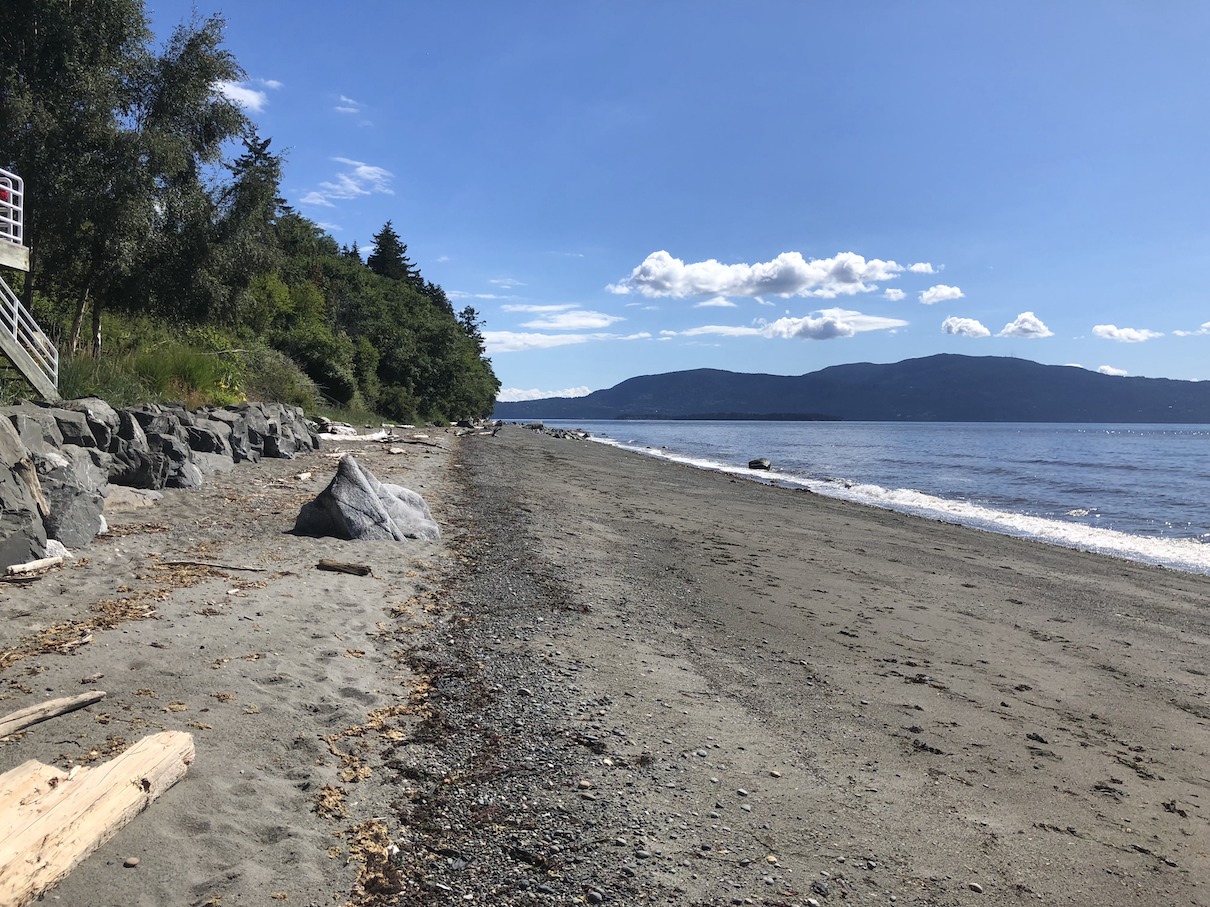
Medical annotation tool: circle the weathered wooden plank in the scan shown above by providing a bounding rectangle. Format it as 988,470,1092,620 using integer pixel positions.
0,731,194,907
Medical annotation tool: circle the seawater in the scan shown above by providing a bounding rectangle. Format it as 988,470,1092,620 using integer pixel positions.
540,420,1210,576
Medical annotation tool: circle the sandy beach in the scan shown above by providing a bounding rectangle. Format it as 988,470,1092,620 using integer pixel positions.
3,423,1209,906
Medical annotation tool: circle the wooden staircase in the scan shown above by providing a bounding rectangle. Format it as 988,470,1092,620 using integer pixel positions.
0,168,58,401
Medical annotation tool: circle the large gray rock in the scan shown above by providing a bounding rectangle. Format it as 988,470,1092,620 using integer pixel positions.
204,408,257,463
36,444,109,548
146,432,203,490
6,404,65,452
293,455,439,542
0,416,48,566
62,397,121,450
108,410,169,489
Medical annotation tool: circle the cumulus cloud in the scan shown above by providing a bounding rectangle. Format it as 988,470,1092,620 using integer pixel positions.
607,250,911,299
484,331,649,353
670,307,907,342
941,316,991,337
695,296,737,308
1092,324,1163,342
497,385,593,402
919,284,964,305
997,311,1053,339
908,262,938,274
1173,321,1210,337
299,157,393,207
1097,365,1128,376
521,310,624,330
216,79,270,112
883,288,906,302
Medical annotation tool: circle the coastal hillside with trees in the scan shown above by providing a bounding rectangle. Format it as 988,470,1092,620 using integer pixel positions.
0,1,498,421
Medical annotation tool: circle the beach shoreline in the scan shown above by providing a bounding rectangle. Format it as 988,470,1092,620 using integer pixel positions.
3,423,1208,905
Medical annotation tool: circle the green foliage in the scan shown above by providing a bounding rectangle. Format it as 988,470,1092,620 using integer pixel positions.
1,0,500,420
236,345,319,409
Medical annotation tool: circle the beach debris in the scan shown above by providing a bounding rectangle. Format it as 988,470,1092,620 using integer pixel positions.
293,455,440,542
0,691,107,738
0,731,194,907
154,559,267,573
317,559,373,577
5,555,63,576
748,457,772,470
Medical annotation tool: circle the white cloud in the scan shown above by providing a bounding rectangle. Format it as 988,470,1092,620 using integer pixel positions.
215,79,269,112
335,94,363,114
450,291,519,301
501,303,576,313
1173,321,1210,337
670,307,907,342
919,284,964,305
608,250,909,299
883,288,906,301
941,316,991,337
521,310,624,330
1097,365,1128,376
299,157,393,208
695,296,737,308
261,79,283,90
497,385,593,402
997,311,1053,339
484,331,649,353
484,332,593,352
490,277,526,288
908,262,937,274
1092,324,1163,342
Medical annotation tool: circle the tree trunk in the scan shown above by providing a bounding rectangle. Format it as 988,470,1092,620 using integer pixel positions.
68,288,88,357
90,298,102,360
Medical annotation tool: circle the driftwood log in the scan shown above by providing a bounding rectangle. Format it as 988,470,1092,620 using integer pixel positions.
5,556,64,576
0,692,107,738
0,731,195,906
316,559,373,576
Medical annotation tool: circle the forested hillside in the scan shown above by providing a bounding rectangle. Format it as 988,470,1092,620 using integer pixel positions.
0,1,498,421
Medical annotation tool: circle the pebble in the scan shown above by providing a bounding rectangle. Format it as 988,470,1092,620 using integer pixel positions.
587,890,604,904
737,788,749,797
122,857,139,868
969,882,984,893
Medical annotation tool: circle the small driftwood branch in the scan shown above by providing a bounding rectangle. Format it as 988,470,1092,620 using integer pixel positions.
5,556,64,576
316,559,373,576
0,692,107,738
154,560,267,572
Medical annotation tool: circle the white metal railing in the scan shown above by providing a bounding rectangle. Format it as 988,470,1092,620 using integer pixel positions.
0,168,22,245
0,274,58,393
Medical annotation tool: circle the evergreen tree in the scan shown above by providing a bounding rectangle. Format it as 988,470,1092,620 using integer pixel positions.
366,220,419,283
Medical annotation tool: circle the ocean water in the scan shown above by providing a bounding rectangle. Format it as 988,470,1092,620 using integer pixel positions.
541,420,1210,576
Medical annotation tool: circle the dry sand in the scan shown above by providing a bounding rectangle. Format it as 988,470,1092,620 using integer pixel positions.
2,423,1209,906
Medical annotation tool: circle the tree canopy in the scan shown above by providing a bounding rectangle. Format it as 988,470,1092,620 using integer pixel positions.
0,0,498,421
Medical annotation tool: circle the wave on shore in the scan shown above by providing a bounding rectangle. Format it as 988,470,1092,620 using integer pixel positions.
589,435,1210,576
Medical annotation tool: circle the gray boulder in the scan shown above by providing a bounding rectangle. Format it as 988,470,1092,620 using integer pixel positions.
146,432,203,490
294,455,439,542
7,406,64,452
204,408,256,463
36,445,109,548
108,410,169,489
62,397,121,450
0,416,48,566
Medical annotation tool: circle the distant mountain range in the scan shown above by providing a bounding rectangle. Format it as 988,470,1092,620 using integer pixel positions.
493,354,1210,423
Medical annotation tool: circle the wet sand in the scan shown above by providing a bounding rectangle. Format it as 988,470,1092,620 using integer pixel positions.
2,423,1209,906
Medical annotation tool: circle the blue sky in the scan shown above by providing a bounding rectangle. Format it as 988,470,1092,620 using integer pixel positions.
150,1,1210,399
